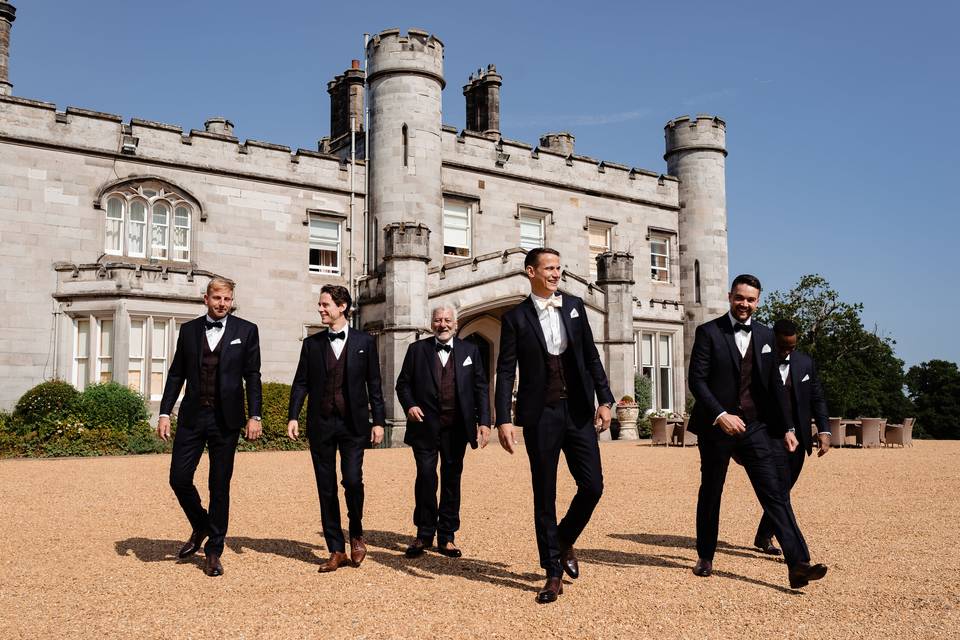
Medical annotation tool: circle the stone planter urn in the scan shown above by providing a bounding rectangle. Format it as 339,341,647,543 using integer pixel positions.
615,403,641,441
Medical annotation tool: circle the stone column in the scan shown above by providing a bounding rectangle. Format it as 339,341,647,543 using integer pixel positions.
381,222,431,446
596,251,636,440
0,2,16,96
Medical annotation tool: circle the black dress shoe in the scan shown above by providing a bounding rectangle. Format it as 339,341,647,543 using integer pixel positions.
536,577,563,604
753,536,782,556
560,544,580,579
436,542,462,558
788,562,828,589
178,529,208,559
692,558,713,577
204,553,223,577
405,538,429,558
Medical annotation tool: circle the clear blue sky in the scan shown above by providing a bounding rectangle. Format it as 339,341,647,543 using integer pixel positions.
9,0,957,368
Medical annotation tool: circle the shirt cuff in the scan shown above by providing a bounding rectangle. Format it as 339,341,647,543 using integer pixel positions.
818,431,831,436
713,411,727,425
159,414,170,418
787,428,796,433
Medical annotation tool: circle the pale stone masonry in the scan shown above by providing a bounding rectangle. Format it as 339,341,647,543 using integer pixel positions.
0,10,730,444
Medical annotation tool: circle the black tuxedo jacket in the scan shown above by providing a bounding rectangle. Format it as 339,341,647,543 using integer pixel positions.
287,328,387,437
395,337,491,449
495,294,614,428
780,350,830,455
687,314,787,437
159,314,262,431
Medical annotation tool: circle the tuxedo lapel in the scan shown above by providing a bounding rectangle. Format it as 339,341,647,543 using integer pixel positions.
195,317,206,372
220,316,239,359
720,315,741,373
318,331,332,374
343,331,356,380
520,297,549,355
425,339,440,392
751,326,768,389
559,295,577,351
452,337,469,395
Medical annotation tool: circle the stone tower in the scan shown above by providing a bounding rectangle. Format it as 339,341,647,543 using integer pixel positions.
0,1,16,96
664,114,729,367
596,251,637,440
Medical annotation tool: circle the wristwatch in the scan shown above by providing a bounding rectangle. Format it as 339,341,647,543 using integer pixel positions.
601,402,615,409
251,416,262,422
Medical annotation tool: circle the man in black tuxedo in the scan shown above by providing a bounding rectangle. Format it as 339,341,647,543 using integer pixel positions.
688,274,827,589
157,277,263,577
287,284,386,573
495,248,614,604
751,319,831,556
396,304,491,559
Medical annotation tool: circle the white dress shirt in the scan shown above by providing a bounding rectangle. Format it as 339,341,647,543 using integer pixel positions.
729,312,752,358
328,323,349,360
435,336,453,367
531,293,567,355
205,314,227,351
779,354,791,385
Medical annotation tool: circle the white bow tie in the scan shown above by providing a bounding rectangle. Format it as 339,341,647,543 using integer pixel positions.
535,295,562,311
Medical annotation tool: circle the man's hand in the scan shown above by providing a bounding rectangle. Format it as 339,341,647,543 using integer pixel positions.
817,432,831,457
716,413,746,436
594,405,612,433
287,419,299,440
407,406,425,422
784,431,799,452
156,416,172,442
245,418,262,441
371,425,385,446
497,423,517,454
477,425,491,448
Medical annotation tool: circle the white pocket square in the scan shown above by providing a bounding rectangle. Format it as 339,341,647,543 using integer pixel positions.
802,374,810,382
761,343,772,354
462,356,473,366
358,349,364,354
230,338,241,345
570,308,580,319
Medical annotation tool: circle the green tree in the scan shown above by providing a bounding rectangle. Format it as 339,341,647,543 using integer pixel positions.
755,274,913,422
905,360,960,439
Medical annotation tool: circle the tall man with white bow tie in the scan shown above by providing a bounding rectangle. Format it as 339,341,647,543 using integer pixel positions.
287,284,386,573
495,248,615,604
395,304,491,559
157,276,263,577
687,274,828,589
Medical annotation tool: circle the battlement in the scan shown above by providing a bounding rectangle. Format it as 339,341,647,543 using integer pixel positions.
664,114,726,157
0,94,365,194
440,127,679,209
366,28,444,88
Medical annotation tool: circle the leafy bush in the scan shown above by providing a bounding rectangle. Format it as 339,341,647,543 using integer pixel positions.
77,383,149,433
12,380,80,435
634,373,652,411
237,382,307,452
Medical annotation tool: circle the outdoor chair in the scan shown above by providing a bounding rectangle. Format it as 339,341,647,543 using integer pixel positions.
858,418,883,448
829,418,846,448
885,417,915,447
671,416,697,446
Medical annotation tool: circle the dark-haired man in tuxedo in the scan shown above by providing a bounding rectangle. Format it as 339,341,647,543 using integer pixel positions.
751,318,831,556
496,247,614,604
396,304,491,559
688,274,827,589
287,284,386,573
157,276,263,577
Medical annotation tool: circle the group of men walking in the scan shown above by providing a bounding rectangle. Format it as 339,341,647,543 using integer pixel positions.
156,248,830,601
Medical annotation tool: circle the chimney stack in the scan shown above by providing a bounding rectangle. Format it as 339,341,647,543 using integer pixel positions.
463,64,501,137
539,132,575,157
0,1,17,96
204,117,234,137
327,60,365,141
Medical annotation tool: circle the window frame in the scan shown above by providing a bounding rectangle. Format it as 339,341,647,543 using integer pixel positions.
587,222,612,280
635,329,676,412
650,234,670,283
442,196,474,258
308,214,343,276
102,183,194,263
518,207,546,250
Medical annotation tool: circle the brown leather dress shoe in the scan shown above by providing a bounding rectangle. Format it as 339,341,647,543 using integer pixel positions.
405,538,429,558
692,558,713,577
178,529,208,559
317,551,350,573
560,544,580,579
536,577,563,604
350,537,367,567
204,553,223,577
788,562,828,589
753,535,782,556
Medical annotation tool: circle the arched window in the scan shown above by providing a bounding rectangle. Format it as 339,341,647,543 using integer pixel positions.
694,260,701,304
101,181,194,262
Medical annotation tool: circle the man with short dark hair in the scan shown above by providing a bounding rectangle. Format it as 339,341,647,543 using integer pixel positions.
288,284,386,573
751,318,831,556
687,274,828,589
158,276,263,577
496,247,614,604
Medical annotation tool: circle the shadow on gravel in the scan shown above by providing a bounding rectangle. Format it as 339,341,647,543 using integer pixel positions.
115,537,325,566
610,532,780,561
362,529,544,592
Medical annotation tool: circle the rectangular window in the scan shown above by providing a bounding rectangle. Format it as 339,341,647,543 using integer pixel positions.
651,236,670,282
150,319,169,400
151,203,169,260
588,224,611,280
519,211,545,250
443,198,472,258
97,318,113,383
309,216,341,275
658,334,673,410
640,333,654,410
128,318,146,393
74,319,90,390
128,201,147,257
636,331,675,412
173,206,191,262
105,198,123,255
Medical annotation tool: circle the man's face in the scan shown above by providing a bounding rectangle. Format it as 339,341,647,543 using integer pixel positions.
318,293,346,327
431,308,457,341
728,284,760,322
776,333,798,360
204,286,234,320
526,253,562,294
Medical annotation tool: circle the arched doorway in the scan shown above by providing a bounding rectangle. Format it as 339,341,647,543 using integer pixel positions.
458,314,501,423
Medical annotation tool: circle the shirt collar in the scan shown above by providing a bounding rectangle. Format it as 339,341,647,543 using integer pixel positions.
435,336,454,347
531,292,561,310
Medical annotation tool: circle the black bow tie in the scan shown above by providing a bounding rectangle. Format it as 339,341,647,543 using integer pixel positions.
779,359,790,366
734,322,752,333
205,320,223,330
327,331,345,341
436,343,452,353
